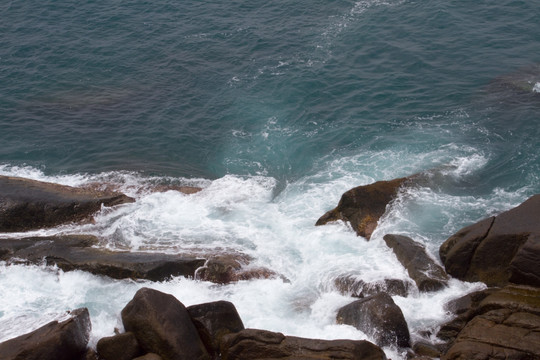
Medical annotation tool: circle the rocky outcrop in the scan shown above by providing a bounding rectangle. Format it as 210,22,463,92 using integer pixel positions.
336,293,410,348
316,177,411,239
121,288,210,360
438,285,540,360
219,328,387,360
334,275,412,298
96,332,143,360
187,301,245,358
0,235,205,281
440,194,540,287
383,234,448,292
0,308,91,360
0,175,134,232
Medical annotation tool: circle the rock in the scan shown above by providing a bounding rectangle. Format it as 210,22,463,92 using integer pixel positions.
383,234,448,292
336,293,410,348
334,275,412,297
195,255,281,284
438,285,540,359
0,236,205,281
0,308,91,360
440,194,540,287
412,341,441,358
121,288,210,360
316,176,412,239
96,332,143,360
219,328,387,360
187,301,245,357
133,354,163,360
83,349,99,360
0,175,134,232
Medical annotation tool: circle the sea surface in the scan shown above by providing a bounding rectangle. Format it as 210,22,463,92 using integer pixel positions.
1,0,539,358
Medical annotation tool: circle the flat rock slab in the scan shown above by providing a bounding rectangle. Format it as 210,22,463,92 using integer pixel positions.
220,328,387,360
440,194,540,287
383,234,448,292
0,175,134,232
0,236,205,281
0,308,91,360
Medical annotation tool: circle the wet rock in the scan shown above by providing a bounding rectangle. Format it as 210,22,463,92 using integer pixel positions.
195,255,281,284
0,235,205,281
121,288,210,360
133,354,163,360
0,175,134,232
187,301,245,358
440,194,540,287
334,275,412,297
439,285,540,359
96,332,143,360
412,341,441,358
384,234,448,292
219,328,387,360
316,177,411,239
0,308,91,360
336,293,410,348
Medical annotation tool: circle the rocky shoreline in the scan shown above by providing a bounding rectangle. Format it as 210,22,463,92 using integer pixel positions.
0,174,539,359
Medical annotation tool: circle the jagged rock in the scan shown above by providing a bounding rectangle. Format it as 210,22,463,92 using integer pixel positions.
96,332,143,360
187,301,245,358
0,175,134,232
0,308,91,360
383,234,448,292
121,288,210,360
440,194,540,287
336,293,410,348
316,176,415,239
439,285,540,359
0,236,205,281
334,275,412,298
196,255,281,284
219,328,387,360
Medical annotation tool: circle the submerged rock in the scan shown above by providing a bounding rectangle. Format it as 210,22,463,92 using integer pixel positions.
219,328,387,360
0,308,91,360
440,194,540,287
383,234,448,292
195,255,282,284
0,235,205,281
336,293,410,348
316,177,411,239
121,288,210,360
0,175,134,232
334,275,412,298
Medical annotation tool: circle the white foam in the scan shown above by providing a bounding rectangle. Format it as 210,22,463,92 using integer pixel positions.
533,82,540,93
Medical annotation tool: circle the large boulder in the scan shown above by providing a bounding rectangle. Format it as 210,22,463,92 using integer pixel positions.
383,234,449,292
0,175,134,232
440,194,540,287
316,177,412,239
0,308,91,360
336,293,410,348
187,301,245,357
219,328,387,360
0,236,205,281
438,285,540,359
121,288,210,360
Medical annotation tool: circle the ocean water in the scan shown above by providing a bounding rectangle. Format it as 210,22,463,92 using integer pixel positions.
1,0,539,358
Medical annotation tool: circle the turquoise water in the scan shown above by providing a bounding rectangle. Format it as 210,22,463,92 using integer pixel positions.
1,1,540,357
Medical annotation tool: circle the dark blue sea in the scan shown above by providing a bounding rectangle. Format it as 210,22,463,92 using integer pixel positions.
1,1,539,357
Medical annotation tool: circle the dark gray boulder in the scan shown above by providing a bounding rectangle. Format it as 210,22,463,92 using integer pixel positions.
336,293,410,348
440,194,540,287
383,234,448,292
219,328,387,360
96,332,143,360
121,288,210,360
187,301,245,357
0,175,134,232
0,308,91,360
